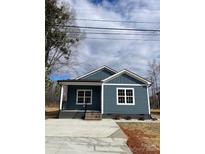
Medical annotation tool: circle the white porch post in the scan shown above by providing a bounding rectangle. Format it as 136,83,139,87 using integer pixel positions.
101,83,104,114
60,85,64,110
147,86,151,114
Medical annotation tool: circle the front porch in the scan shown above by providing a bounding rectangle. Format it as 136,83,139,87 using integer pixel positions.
58,81,103,119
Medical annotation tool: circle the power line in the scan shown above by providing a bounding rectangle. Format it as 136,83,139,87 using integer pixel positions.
65,25,160,32
68,31,160,36
78,29,159,34
46,15,159,24
52,37,159,41
79,37,159,41
71,18,159,24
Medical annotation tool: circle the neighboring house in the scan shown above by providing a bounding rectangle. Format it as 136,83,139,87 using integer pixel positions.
58,66,151,119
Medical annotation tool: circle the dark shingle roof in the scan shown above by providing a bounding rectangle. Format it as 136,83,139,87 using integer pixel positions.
58,79,101,83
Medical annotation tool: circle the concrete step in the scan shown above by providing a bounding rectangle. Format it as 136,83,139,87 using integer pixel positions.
85,112,101,115
85,116,101,119
84,112,102,120
84,116,102,119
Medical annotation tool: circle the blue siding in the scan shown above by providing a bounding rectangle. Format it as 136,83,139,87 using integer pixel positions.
81,69,114,80
65,85,101,111
103,85,149,114
107,74,145,84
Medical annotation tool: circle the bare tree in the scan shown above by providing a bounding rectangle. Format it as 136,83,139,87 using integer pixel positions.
147,59,160,108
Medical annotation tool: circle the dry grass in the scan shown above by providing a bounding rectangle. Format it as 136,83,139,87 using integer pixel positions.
45,106,59,119
118,122,160,154
45,107,59,112
151,109,160,115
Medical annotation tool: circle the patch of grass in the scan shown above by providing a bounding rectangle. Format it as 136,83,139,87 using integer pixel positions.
118,122,160,154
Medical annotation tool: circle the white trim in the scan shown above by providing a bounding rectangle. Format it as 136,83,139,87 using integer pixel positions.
103,83,146,86
59,86,64,110
116,87,135,105
102,69,151,85
147,86,151,114
101,83,104,114
60,82,101,86
76,89,93,105
61,110,100,112
60,82,146,86
75,66,117,80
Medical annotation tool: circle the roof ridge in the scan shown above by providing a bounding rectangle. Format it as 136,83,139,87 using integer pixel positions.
75,65,117,80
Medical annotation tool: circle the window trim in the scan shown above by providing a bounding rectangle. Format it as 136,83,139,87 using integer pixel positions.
116,88,135,105
76,89,92,105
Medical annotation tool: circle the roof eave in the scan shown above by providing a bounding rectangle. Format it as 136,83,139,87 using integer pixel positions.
102,69,151,85
75,65,117,80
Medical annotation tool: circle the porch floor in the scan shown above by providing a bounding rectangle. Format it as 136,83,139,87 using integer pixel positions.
59,110,101,119
61,110,100,113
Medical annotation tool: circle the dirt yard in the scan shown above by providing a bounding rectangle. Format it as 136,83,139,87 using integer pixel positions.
45,107,59,119
118,122,160,154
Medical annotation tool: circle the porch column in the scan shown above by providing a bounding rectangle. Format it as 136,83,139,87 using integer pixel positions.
59,85,64,110
101,83,104,114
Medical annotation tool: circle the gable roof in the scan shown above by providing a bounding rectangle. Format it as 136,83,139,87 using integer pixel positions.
102,69,151,85
58,80,101,83
75,65,117,80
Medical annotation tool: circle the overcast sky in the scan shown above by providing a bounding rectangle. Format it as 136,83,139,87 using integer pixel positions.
51,0,160,80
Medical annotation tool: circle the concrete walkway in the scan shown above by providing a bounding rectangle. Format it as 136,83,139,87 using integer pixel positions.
46,119,132,154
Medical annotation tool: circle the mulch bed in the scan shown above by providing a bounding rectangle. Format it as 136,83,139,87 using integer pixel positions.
118,123,160,154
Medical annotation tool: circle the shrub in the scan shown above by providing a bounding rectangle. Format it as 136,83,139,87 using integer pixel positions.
138,117,144,121
125,116,132,120
113,115,121,120
151,117,158,121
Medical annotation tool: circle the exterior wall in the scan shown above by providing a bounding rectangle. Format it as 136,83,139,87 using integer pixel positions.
64,85,101,111
103,85,149,115
107,74,145,84
81,69,114,80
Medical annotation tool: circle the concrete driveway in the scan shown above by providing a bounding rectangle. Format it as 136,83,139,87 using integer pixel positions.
46,119,132,154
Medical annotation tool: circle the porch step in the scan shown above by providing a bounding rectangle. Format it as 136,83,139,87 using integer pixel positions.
84,112,102,120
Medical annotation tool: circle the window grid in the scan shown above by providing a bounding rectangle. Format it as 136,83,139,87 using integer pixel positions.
76,89,92,105
117,88,135,105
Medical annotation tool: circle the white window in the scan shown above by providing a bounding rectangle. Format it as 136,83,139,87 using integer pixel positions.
76,89,92,105
116,88,135,105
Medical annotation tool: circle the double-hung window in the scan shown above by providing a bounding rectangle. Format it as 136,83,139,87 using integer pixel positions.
117,88,135,105
76,89,92,105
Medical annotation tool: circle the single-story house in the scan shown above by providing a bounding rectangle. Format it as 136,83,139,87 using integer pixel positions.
58,66,151,119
